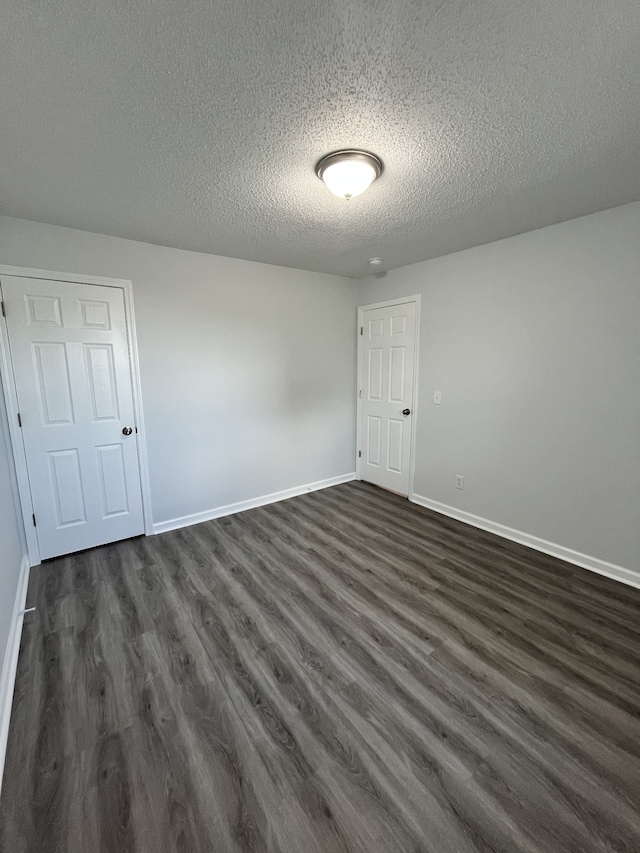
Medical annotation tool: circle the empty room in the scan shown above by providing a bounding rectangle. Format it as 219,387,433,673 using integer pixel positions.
0,1,639,850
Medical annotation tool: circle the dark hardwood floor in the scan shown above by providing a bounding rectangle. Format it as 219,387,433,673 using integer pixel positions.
2,481,640,852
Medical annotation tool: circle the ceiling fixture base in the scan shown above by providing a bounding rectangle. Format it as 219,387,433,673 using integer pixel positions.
316,149,383,199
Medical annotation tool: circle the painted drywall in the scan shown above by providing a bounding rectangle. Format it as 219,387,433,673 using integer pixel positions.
358,203,640,571
0,216,357,526
0,382,25,674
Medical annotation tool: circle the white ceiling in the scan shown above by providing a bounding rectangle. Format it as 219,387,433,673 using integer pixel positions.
1,1,639,278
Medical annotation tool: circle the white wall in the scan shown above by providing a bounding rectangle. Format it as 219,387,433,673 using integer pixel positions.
3,204,638,578
0,216,358,527
0,383,25,676
358,203,640,572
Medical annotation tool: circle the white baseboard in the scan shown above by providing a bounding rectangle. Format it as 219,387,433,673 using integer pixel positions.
0,555,31,795
153,473,357,535
411,494,640,590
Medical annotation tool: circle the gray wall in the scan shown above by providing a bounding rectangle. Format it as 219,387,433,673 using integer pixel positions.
2,203,638,578
0,381,25,674
358,203,640,571
0,216,358,527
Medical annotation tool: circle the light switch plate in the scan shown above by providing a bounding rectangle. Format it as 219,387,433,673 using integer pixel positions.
434,390,442,404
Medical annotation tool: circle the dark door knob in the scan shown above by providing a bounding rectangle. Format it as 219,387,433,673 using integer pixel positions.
402,408,411,416
122,427,133,436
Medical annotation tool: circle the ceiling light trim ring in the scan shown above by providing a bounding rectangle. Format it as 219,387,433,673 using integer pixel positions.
315,149,383,181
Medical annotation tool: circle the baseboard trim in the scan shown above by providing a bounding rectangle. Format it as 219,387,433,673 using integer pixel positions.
153,473,357,535
411,494,640,590
0,555,30,795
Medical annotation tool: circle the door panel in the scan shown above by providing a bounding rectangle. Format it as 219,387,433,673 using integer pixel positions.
1,275,144,559
97,444,129,517
26,294,62,326
79,299,111,329
367,416,382,467
33,342,75,424
48,448,86,526
368,348,383,400
390,314,407,336
85,344,119,421
369,318,384,338
360,302,416,495
389,347,406,402
387,419,403,473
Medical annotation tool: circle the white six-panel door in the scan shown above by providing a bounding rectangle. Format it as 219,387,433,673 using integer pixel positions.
1,275,144,559
359,301,417,496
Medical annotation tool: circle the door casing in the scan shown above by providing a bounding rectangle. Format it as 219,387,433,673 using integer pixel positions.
356,295,421,498
0,265,152,566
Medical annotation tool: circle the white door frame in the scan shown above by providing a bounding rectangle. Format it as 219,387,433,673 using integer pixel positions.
0,265,153,566
356,294,421,498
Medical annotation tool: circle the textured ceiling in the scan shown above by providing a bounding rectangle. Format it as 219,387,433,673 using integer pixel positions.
1,0,639,278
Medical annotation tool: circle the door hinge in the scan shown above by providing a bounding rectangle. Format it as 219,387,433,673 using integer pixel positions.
358,450,362,458
32,513,36,527
1,301,5,318
360,326,363,335
17,413,22,428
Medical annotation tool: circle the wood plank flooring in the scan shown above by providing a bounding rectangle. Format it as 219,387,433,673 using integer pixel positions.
1,480,640,852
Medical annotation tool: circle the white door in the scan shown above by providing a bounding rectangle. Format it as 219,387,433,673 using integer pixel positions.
1,275,144,559
359,301,417,496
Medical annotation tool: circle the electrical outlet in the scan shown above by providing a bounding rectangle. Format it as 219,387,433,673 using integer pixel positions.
455,475,464,490
433,390,442,404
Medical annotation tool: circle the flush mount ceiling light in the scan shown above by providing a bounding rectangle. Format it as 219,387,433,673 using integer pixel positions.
316,149,383,200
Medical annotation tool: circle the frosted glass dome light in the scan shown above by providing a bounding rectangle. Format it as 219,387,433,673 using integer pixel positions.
316,150,383,200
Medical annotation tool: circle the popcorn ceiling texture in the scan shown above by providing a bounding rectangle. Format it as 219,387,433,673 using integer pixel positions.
1,0,638,278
